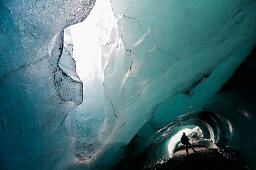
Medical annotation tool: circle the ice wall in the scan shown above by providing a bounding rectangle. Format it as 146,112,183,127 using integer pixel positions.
1,0,256,169
0,0,95,169
92,0,256,168
204,47,256,169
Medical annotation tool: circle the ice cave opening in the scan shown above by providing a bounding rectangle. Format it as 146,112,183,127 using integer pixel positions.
69,0,110,81
167,126,202,157
62,0,121,164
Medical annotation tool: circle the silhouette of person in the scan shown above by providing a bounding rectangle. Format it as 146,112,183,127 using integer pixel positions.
181,132,196,155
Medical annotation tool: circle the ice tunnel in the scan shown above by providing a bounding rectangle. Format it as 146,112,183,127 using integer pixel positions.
1,0,256,169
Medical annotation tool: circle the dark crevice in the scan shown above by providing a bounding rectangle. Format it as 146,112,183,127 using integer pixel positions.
110,98,119,118
103,82,119,118
220,46,256,102
51,31,83,105
184,73,210,96
123,15,142,30
156,46,180,61
52,41,68,104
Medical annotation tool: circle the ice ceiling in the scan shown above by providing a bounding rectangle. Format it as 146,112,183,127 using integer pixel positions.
0,0,256,169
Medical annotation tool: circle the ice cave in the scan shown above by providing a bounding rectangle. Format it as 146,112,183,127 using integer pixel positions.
1,0,256,169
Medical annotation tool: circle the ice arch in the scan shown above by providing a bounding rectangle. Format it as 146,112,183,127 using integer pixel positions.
1,0,256,169
92,0,256,169
167,127,201,157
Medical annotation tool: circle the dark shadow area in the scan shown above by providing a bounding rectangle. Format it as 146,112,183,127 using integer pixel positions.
220,46,256,102
203,46,256,169
156,149,249,170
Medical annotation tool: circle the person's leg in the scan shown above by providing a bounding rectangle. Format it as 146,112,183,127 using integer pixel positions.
186,144,189,155
188,142,196,152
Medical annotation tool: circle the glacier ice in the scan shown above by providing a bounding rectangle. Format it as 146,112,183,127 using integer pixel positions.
1,0,256,169
0,0,95,169
94,0,256,169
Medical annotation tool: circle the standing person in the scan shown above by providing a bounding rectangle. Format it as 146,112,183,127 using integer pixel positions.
181,132,196,155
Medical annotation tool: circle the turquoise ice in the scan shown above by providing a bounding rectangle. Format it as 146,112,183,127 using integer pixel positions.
0,0,256,169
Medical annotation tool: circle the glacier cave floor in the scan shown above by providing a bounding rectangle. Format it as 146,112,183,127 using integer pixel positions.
156,148,249,170
172,146,207,157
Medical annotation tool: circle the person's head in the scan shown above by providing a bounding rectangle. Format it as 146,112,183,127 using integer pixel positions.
183,132,185,135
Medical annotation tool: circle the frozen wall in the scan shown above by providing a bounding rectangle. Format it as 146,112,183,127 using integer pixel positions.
204,48,256,169
0,0,95,169
65,0,256,169
93,0,256,168
1,0,256,169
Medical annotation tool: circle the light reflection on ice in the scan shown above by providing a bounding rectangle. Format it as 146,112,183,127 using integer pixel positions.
69,0,118,82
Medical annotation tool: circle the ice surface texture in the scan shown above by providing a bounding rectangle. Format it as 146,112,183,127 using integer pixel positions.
1,0,256,169
95,0,256,168
0,0,95,169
